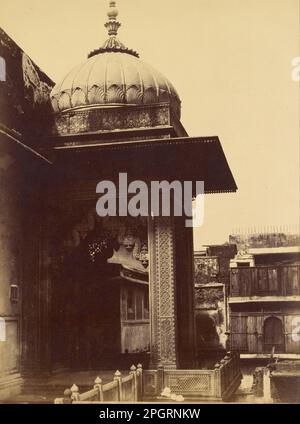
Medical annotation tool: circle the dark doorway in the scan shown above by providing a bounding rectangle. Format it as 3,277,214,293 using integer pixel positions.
263,316,285,353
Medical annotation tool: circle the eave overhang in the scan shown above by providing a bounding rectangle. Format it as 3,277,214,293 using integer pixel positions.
48,136,237,194
0,123,52,165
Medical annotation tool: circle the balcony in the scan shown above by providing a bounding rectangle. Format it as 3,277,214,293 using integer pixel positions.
229,265,300,301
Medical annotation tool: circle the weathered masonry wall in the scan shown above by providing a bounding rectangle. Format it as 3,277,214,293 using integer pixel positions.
0,151,23,399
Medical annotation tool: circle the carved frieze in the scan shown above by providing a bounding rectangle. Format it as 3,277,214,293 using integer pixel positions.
22,53,52,106
51,104,170,136
49,207,149,276
194,256,219,285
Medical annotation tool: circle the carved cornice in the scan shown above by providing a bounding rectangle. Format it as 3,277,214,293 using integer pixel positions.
50,104,171,137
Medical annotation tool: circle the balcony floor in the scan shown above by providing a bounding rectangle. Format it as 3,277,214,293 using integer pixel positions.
228,295,300,303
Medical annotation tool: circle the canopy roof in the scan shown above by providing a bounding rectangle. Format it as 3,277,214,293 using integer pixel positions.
51,136,237,194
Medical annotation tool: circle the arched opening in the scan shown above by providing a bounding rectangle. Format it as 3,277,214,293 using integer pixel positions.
263,316,285,353
50,212,150,370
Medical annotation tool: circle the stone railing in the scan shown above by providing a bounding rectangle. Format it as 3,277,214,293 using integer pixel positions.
54,364,143,404
54,353,242,403
143,352,242,402
216,351,242,400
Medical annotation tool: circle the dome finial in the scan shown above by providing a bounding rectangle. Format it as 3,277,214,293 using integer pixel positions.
88,0,139,59
105,1,121,36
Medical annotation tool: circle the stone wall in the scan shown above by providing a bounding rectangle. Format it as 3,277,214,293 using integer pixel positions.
194,255,225,352
0,28,53,399
0,28,53,139
0,151,23,398
194,245,236,355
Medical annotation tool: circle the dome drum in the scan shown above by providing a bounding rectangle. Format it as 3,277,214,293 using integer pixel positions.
49,102,177,138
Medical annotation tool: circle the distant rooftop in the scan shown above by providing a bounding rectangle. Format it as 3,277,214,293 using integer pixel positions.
248,246,300,255
229,230,300,250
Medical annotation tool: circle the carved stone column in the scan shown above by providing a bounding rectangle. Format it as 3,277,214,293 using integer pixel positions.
148,216,178,369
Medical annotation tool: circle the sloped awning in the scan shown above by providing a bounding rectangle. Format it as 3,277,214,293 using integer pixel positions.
51,136,237,194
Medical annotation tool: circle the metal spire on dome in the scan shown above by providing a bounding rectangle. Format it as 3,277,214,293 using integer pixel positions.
105,1,121,37
88,1,139,59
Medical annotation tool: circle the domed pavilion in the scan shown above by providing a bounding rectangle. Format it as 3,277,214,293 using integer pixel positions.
0,1,237,401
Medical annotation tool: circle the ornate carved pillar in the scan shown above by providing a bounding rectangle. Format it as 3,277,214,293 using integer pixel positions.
148,216,178,369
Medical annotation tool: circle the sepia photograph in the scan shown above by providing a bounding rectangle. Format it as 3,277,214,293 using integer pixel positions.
0,0,299,411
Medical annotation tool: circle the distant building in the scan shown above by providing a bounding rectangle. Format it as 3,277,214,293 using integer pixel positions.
194,245,237,357
228,232,300,358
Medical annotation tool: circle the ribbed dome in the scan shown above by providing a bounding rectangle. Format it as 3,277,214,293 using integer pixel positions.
51,1,181,118
50,52,181,116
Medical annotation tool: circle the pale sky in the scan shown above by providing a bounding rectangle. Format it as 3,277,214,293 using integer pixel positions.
1,0,299,248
